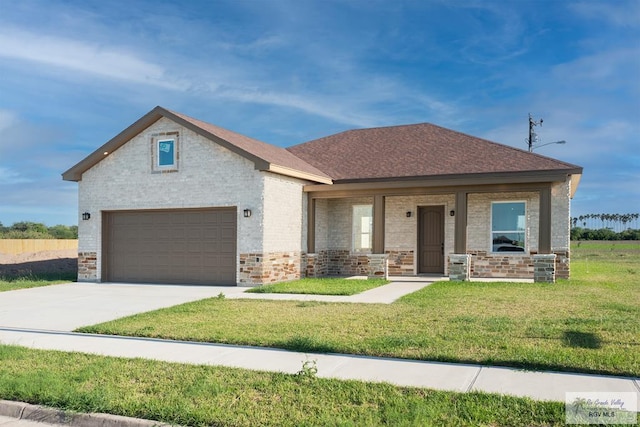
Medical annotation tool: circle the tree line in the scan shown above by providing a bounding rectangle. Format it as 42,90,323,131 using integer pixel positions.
571,212,639,241
572,213,639,232
0,221,78,239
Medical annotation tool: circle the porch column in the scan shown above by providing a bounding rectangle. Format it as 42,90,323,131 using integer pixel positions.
307,194,316,254
373,195,385,254
454,191,468,254
538,186,552,254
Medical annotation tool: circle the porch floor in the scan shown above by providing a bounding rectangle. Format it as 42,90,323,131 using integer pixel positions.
385,275,534,283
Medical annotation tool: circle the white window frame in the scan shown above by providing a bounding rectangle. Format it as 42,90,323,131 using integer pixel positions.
157,138,176,168
151,132,179,172
490,201,527,254
352,204,373,254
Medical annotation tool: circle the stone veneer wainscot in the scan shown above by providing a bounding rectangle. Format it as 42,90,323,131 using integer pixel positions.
238,251,302,286
78,252,97,281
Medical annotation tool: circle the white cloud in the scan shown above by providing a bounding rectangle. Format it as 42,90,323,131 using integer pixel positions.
0,28,186,90
569,1,640,28
216,34,286,53
551,47,640,90
209,75,460,129
212,86,380,128
0,167,31,184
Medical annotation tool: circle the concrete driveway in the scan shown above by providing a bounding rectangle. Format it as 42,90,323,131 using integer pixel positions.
0,283,248,331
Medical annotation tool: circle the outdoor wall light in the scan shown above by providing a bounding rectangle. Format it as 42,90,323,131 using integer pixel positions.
82,212,91,221
243,209,252,218
450,210,455,217
406,211,412,218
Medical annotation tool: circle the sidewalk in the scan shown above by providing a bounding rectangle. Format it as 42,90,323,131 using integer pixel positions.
1,327,638,405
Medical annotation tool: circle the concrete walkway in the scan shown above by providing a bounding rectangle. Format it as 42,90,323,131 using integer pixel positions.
0,280,638,426
230,278,436,304
0,280,434,331
1,327,638,405
0,283,247,331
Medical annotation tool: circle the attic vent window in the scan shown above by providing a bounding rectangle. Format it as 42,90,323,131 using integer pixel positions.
151,132,179,173
158,139,175,167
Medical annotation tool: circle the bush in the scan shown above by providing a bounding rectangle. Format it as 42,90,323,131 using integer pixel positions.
0,222,78,239
619,229,640,240
571,227,639,241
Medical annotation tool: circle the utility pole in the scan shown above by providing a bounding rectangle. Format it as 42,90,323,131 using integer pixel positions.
528,113,542,153
527,114,566,152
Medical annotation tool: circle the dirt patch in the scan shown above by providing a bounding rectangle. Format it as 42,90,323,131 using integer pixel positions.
0,249,77,277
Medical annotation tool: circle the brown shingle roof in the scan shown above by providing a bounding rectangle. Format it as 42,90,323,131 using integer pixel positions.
166,109,331,182
63,108,581,187
63,106,331,183
287,123,582,182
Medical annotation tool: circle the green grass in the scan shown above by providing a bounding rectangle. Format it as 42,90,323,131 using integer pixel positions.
245,277,389,295
0,344,567,427
79,241,640,377
0,273,75,292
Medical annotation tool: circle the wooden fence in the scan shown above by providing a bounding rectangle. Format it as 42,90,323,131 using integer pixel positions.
0,239,78,255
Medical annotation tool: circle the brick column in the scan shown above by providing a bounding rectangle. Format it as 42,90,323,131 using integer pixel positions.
554,251,570,279
449,254,471,281
78,252,97,282
304,253,318,278
534,254,556,283
368,254,388,279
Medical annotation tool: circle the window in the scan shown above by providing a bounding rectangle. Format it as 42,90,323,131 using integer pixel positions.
491,202,526,252
352,204,373,253
157,139,175,167
151,132,179,172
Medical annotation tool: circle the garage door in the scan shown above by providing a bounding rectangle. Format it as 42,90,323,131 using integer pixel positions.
103,208,236,285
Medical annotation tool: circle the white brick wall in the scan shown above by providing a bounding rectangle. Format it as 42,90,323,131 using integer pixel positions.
320,197,374,250
314,198,329,251
385,194,455,251
385,194,455,275
78,117,265,281
467,191,540,252
262,173,307,253
551,180,571,251
466,183,571,254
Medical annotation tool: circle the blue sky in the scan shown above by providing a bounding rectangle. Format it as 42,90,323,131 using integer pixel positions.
0,0,638,227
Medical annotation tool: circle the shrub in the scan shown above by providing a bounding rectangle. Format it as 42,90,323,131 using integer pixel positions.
571,227,639,241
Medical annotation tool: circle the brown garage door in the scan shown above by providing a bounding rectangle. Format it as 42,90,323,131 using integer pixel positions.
103,208,236,285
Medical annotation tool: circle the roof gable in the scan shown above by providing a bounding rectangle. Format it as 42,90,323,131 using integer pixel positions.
63,109,582,194
62,106,332,183
287,123,583,182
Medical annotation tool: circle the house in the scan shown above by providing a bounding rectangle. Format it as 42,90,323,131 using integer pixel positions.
62,106,583,285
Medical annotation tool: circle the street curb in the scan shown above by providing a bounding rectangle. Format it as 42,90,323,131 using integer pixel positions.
0,400,177,427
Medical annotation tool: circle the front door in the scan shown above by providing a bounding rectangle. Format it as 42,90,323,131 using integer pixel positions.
418,206,445,274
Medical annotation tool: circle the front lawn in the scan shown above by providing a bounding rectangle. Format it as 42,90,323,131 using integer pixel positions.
0,345,565,427
245,277,389,295
0,273,75,292
78,241,640,377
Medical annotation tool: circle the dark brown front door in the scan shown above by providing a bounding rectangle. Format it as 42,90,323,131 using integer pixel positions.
418,206,445,274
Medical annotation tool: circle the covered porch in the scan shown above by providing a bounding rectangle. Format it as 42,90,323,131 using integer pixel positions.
304,179,568,283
